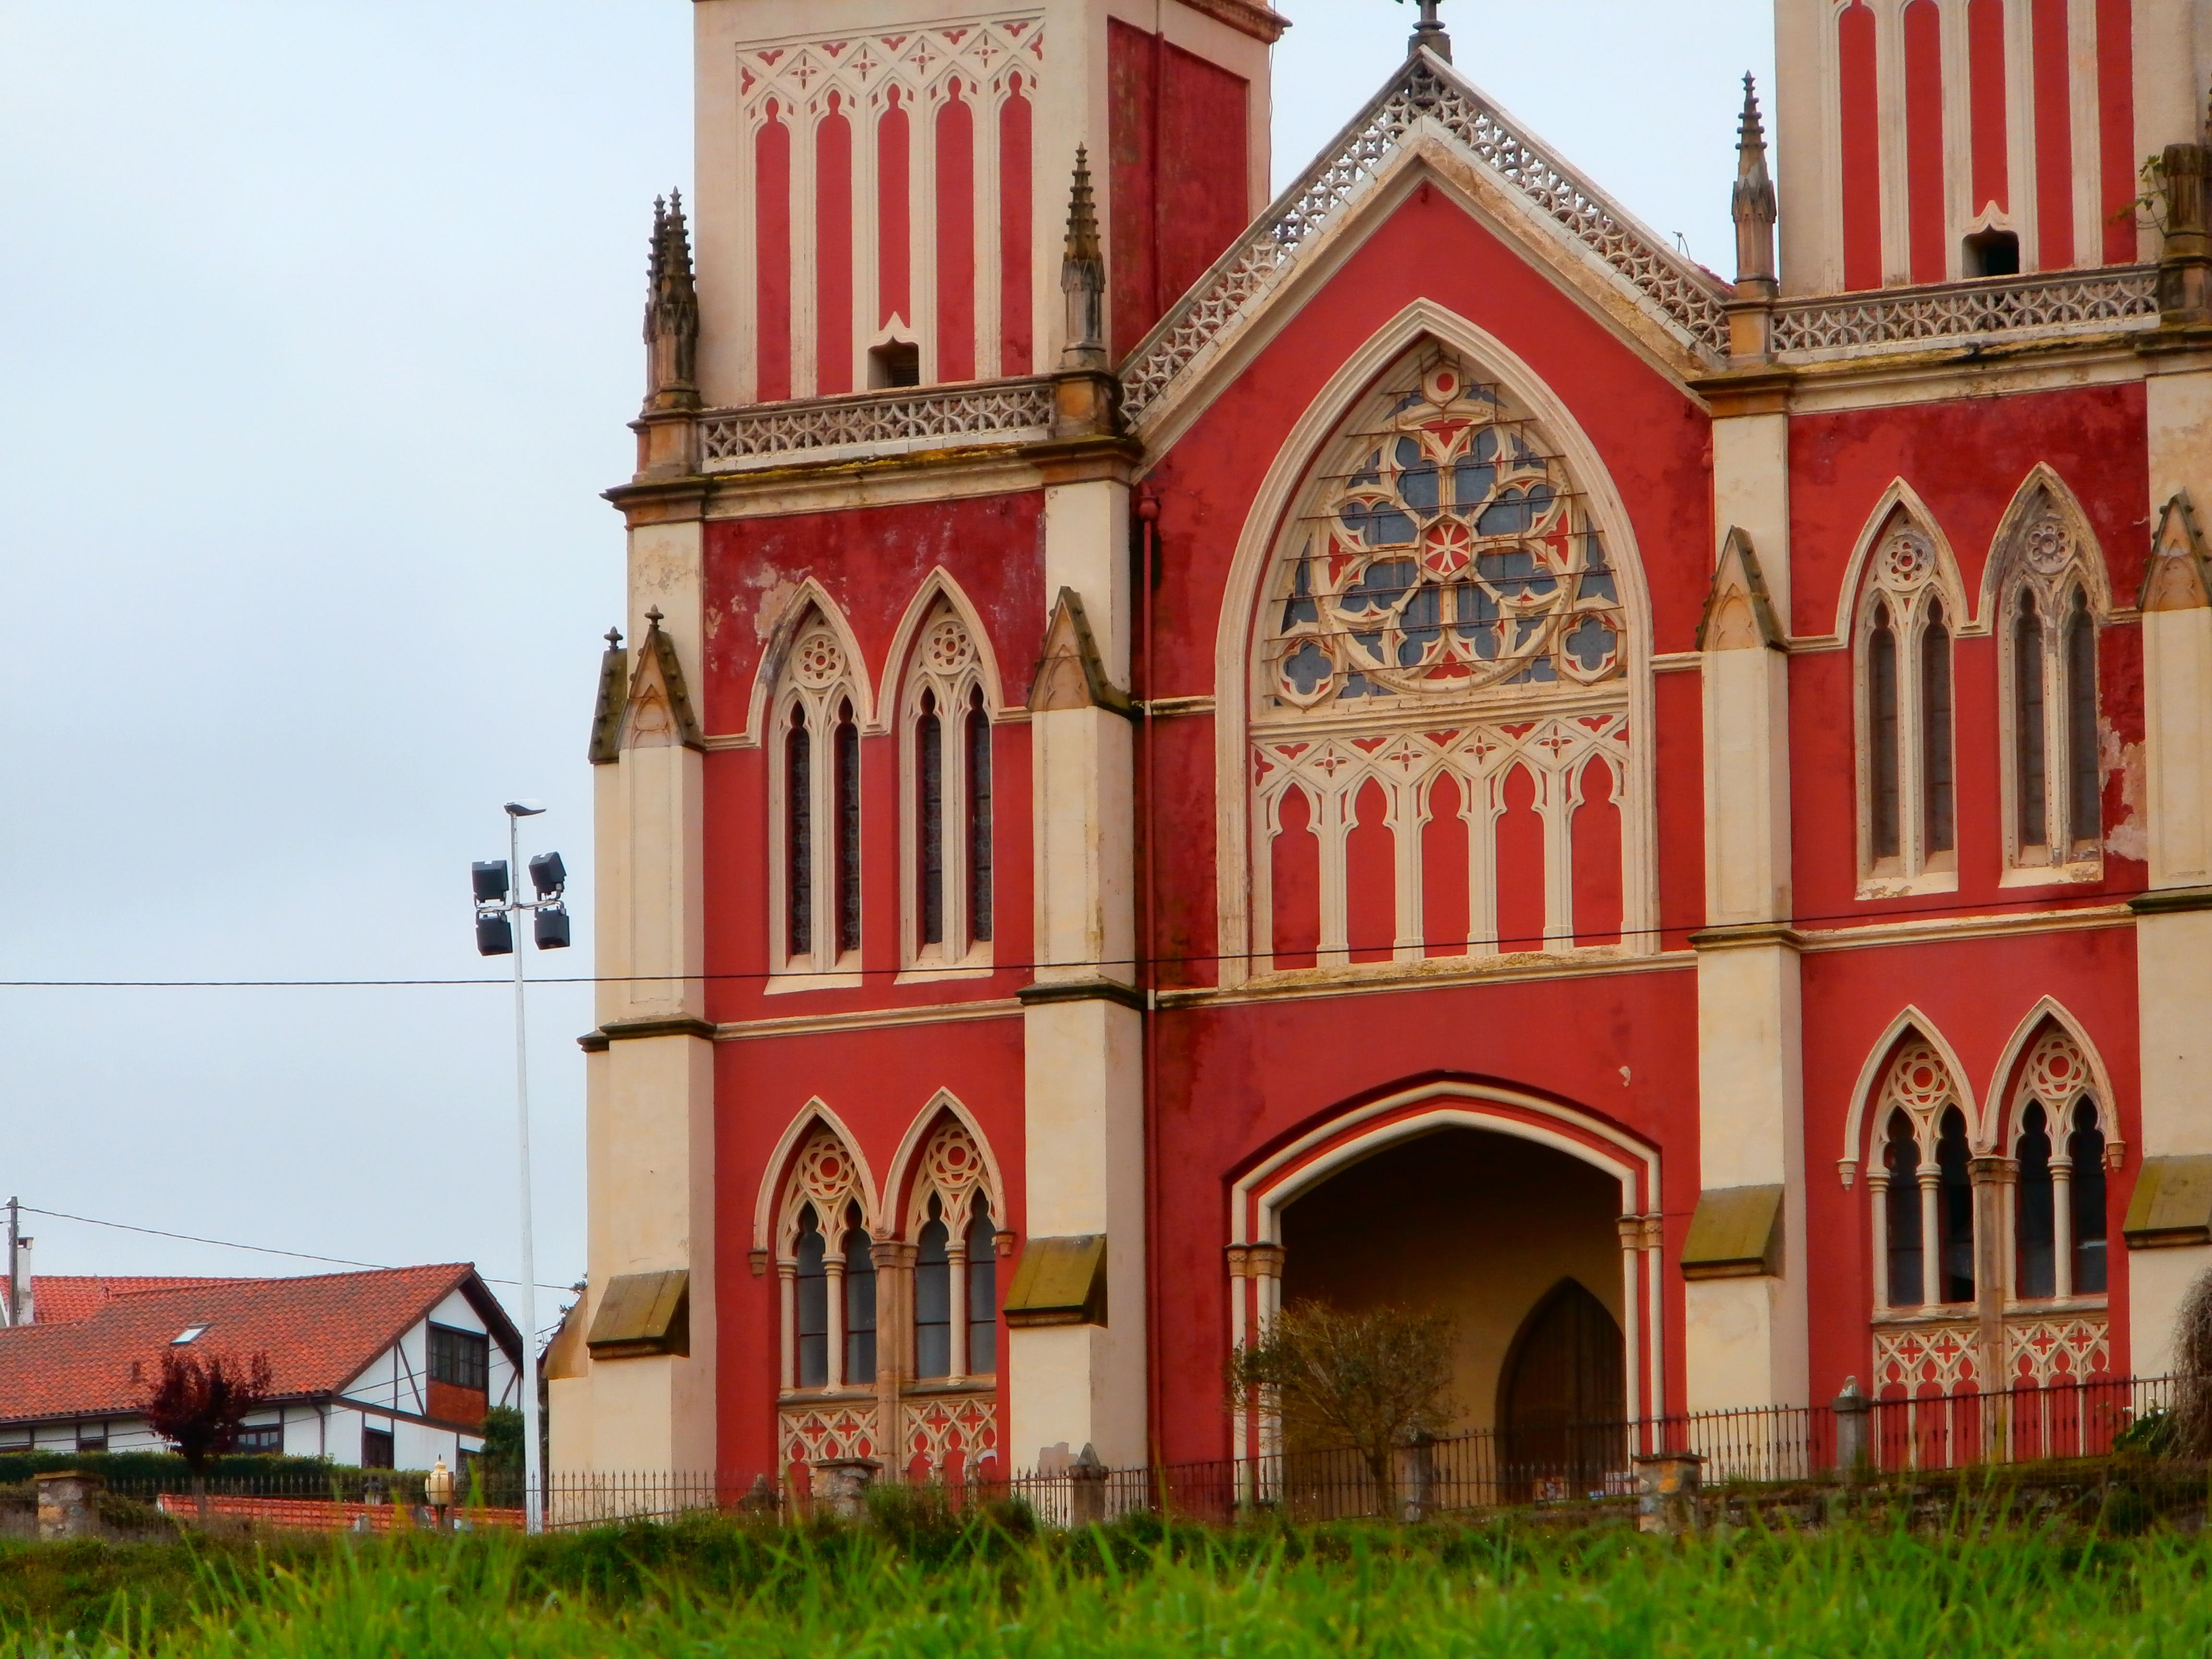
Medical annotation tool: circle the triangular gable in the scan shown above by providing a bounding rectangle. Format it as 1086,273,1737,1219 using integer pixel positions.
1028,588,1132,716
2141,492,2212,613
1696,528,1785,651
616,610,706,752
1118,48,1731,435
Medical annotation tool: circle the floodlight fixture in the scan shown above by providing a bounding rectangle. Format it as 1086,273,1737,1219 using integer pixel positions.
528,851,567,896
476,912,514,956
505,799,547,817
472,860,511,904
534,905,571,950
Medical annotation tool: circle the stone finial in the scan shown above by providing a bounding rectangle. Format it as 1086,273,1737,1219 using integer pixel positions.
1060,147,1107,371
1403,0,1450,62
1731,75,1778,292
643,190,701,414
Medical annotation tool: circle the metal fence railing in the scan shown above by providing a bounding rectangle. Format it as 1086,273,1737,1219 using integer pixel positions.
82,1373,2182,1533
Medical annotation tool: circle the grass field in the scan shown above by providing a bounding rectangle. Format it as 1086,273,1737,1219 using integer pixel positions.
6,1498,2212,1657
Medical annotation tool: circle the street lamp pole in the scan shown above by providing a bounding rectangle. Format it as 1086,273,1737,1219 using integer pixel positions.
506,804,543,1535
473,801,569,1534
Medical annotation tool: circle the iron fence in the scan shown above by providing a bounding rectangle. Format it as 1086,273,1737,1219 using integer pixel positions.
87,1374,2182,1533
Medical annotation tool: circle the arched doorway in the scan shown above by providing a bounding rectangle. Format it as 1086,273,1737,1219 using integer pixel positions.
1277,1127,1628,1437
1498,1278,1625,1497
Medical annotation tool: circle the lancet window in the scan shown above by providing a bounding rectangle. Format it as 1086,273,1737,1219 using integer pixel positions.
902,605,994,968
1868,1042,1976,1311
1250,346,1637,970
905,1117,999,1382
773,610,865,974
1995,483,2104,874
777,1127,875,1394
1853,510,1958,889
2010,1029,2111,1301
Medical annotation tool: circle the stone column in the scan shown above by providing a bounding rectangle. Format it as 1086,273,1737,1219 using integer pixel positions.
1686,405,1809,1413
1009,433,1150,1471
34,1472,103,1541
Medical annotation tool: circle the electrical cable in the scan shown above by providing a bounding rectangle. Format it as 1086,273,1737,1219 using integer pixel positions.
18,1205,578,1296
0,886,2138,989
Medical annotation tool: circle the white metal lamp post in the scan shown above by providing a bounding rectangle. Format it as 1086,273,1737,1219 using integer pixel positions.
471,800,571,1533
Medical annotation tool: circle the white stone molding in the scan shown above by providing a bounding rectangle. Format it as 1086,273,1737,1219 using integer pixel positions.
1119,49,1733,431
743,578,877,746
881,566,1010,722
1821,476,1974,646
1988,466,2109,881
883,1090,1010,1243
752,1100,881,1261
1212,303,1656,989
699,378,1056,472
893,596,997,972
1847,495,1968,894
1768,266,2158,360
1838,1006,1982,1185
729,14,1047,404
1984,998,2123,1159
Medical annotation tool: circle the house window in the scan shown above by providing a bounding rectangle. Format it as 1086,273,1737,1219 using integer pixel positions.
75,1421,108,1454
428,1325,490,1392
234,1420,283,1455
1996,480,2103,874
362,1424,396,1468
1854,514,1957,887
0,1425,29,1452
901,605,996,966
773,610,865,974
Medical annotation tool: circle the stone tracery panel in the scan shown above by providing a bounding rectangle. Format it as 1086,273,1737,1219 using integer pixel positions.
1250,348,1636,969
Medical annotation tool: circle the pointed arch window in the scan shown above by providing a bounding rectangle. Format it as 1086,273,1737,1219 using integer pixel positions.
773,612,865,975
1867,1041,1973,1311
1996,484,2104,875
793,1208,829,1388
1249,345,1638,972
2010,1028,2112,1302
775,1126,869,1394
1854,514,1957,889
900,603,995,968
965,1197,998,1375
903,1115,999,1382
842,1205,877,1385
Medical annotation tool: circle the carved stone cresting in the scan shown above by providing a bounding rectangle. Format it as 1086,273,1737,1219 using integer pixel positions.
1119,53,1732,424
699,380,1057,470
1771,268,2157,358
780,1403,879,1473
1874,1321,1981,1395
899,1393,1000,1481
737,18,1044,132
2004,1314,2110,1386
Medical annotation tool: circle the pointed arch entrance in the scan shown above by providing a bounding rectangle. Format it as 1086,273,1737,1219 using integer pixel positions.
1228,1082,1662,1464
1499,1278,1625,1497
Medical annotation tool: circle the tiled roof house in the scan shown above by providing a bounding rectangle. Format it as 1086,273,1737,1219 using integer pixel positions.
0,1265,522,1470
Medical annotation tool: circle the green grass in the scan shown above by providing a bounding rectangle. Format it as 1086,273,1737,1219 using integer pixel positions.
6,1503,2212,1657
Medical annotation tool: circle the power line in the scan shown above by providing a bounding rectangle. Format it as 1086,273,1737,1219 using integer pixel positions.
18,1205,577,1296
0,888,2139,989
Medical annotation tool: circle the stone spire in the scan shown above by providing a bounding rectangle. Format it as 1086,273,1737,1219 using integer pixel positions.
1059,147,1107,372
1405,0,1450,62
1731,75,1778,294
643,190,700,413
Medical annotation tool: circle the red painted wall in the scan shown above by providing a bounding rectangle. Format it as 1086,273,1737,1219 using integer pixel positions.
755,103,793,401
1839,3,1883,290
815,97,854,396
936,84,977,383
1106,19,1250,358
1903,0,1947,284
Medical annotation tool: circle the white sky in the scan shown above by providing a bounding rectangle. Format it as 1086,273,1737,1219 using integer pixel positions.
0,0,1769,1339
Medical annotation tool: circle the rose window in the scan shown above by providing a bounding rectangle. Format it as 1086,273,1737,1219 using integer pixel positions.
1264,358,1623,713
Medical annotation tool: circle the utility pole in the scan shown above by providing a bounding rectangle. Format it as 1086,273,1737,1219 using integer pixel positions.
4,1197,17,1327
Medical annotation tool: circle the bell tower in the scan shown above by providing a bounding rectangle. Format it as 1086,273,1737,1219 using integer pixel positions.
1772,0,2212,295
688,0,1283,407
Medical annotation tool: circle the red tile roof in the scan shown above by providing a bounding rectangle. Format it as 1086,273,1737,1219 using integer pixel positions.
31,1276,251,1326
0,1265,515,1426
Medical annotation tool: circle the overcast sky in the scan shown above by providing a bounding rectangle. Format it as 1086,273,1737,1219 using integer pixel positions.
0,0,1770,1339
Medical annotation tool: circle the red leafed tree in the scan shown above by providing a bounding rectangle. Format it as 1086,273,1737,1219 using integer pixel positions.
142,1349,274,1520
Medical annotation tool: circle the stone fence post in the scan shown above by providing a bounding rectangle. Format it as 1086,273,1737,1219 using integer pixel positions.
812,1457,880,1522
35,1471,104,1541
1833,1377,1871,1480
1068,1443,1108,1526
1633,1451,1704,1535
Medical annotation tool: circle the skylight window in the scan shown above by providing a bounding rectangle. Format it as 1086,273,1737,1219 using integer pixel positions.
172,1325,208,1345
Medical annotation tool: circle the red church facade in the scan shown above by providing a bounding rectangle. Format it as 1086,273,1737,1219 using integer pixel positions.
551,0,2212,1489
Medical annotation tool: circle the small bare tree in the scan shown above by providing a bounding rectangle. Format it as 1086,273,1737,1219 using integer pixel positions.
1227,1299,1456,1511
142,1349,274,1524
